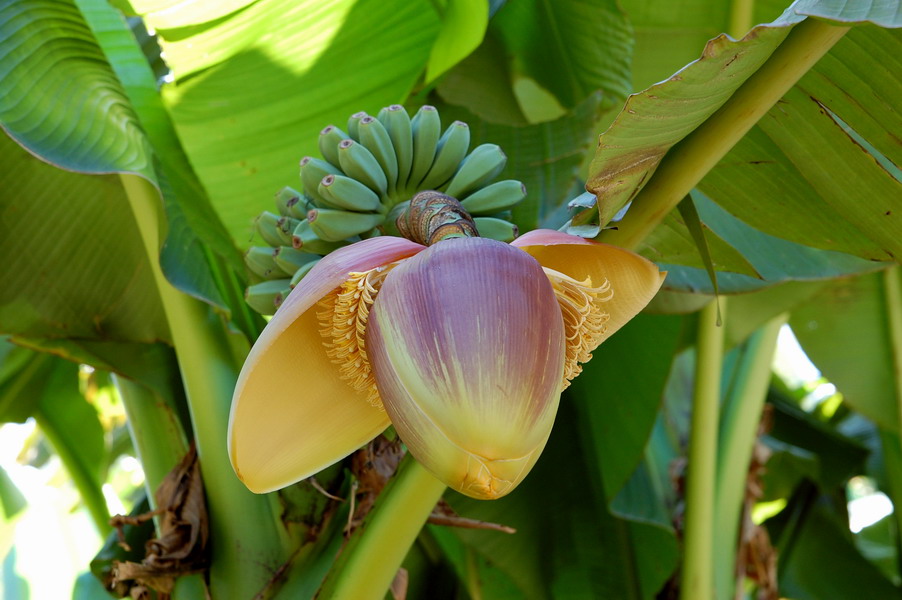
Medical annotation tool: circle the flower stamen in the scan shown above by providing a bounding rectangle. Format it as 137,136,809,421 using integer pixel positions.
317,264,396,408
543,267,613,389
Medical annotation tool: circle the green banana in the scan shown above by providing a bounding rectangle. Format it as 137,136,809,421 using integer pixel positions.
289,258,320,287
255,211,287,247
308,208,385,242
460,180,527,216
273,245,319,276
474,217,519,243
299,156,343,207
419,120,470,191
337,139,388,196
407,105,441,192
318,174,382,212
245,246,283,279
444,144,507,200
358,115,398,194
377,104,413,193
318,125,349,168
291,219,352,254
347,111,368,141
287,194,314,220
276,216,301,244
245,279,292,314
275,186,304,218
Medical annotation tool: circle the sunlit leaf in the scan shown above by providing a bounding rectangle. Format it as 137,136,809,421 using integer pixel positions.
157,0,441,245
425,0,488,84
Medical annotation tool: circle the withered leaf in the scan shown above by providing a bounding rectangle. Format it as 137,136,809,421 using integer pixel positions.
112,443,209,597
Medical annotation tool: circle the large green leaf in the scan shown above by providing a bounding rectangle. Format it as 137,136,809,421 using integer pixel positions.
700,63,902,261
490,0,632,116
790,270,901,432
157,0,442,245
587,10,800,225
118,0,257,29
435,32,534,127
425,0,488,84
435,93,603,231
657,193,887,294
588,3,902,260
0,0,239,326
767,395,870,489
444,397,678,600
777,501,899,599
0,134,169,345
0,1,152,177
638,204,760,278
568,313,685,502
78,0,246,311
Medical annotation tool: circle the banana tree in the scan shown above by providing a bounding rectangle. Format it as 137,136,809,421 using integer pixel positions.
1,0,900,598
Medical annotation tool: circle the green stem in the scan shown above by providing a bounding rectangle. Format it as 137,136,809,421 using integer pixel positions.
112,375,189,505
318,454,447,600
882,266,902,540
112,375,208,599
680,299,727,600
728,0,755,39
33,408,111,536
599,18,849,251
118,174,286,596
712,314,786,599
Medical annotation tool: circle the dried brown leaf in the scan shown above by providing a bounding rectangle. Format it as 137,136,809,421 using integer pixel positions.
111,444,209,596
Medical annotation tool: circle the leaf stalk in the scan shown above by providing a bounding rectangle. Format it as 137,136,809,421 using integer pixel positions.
712,314,786,598
599,18,849,251
681,299,727,600
318,454,447,600
118,174,287,597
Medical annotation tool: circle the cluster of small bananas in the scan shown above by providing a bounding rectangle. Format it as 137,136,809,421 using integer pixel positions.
244,104,528,315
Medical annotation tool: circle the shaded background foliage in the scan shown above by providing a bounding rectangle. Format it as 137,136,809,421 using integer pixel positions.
1,0,901,598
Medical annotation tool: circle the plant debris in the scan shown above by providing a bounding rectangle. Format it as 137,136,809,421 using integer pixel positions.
110,443,209,598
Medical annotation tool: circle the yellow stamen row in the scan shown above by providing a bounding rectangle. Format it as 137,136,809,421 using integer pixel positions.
317,265,395,409
543,267,612,389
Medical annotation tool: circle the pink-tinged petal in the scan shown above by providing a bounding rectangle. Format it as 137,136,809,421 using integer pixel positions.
510,228,596,248
229,236,425,493
367,237,565,499
512,229,665,343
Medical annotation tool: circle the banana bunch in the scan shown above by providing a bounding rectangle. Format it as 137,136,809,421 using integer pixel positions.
245,105,528,315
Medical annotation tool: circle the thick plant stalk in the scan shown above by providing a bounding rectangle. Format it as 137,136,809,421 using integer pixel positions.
600,18,849,251
681,299,727,600
712,315,786,599
112,375,190,506
318,454,447,600
883,266,902,541
118,174,286,597
728,0,755,39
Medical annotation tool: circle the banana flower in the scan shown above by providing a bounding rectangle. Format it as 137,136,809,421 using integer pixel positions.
228,229,664,499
